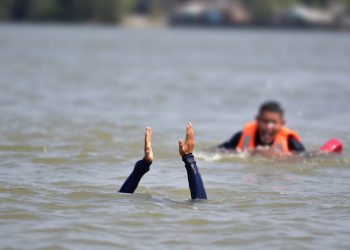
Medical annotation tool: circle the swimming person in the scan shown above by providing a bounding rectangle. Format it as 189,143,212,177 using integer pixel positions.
119,123,207,200
218,101,305,155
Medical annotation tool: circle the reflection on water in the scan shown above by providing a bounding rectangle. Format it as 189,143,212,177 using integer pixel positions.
0,24,350,249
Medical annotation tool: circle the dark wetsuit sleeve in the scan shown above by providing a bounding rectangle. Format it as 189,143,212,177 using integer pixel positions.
182,153,207,200
119,159,152,193
288,136,306,152
218,131,242,149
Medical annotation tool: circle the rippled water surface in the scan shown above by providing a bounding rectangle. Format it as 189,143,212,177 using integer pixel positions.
1,24,350,249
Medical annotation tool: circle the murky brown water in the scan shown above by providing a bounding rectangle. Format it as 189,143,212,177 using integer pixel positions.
1,24,350,249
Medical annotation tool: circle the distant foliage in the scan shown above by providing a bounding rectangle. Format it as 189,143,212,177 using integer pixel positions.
0,0,348,23
0,0,124,22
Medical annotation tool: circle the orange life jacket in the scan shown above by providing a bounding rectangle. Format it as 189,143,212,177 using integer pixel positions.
236,122,301,153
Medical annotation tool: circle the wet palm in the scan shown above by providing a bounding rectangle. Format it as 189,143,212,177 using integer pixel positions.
144,127,154,162
179,122,195,157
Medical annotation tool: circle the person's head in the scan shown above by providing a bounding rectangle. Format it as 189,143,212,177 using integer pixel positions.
255,101,285,145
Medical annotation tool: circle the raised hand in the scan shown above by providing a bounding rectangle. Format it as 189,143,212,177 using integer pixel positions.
179,122,195,157
144,127,154,162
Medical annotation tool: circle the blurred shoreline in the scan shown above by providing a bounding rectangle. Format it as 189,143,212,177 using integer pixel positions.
1,22,350,34
1,0,350,31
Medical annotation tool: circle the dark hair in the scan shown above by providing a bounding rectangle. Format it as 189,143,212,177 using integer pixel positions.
258,101,284,116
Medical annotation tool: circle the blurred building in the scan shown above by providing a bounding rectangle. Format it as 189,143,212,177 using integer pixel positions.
169,0,250,26
167,0,348,28
274,4,345,28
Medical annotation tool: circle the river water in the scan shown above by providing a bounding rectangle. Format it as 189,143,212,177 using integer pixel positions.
0,24,350,250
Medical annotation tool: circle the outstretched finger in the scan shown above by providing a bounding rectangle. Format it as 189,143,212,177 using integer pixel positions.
186,122,194,142
145,127,152,147
178,139,185,157
149,127,152,145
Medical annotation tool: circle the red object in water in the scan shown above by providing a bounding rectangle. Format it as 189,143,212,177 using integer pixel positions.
320,138,343,153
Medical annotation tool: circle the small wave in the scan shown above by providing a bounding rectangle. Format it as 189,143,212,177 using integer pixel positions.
0,144,44,152
196,151,249,162
70,239,125,248
0,211,43,221
65,190,118,200
32,157,72,165
196,150,350,167
0,186,39,196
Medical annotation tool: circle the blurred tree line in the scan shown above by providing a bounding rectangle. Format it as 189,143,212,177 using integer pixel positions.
0,0,349,23
0,0,132,23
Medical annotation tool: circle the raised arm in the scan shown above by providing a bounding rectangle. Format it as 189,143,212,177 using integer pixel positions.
179,123,207,200
119,127,154,193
